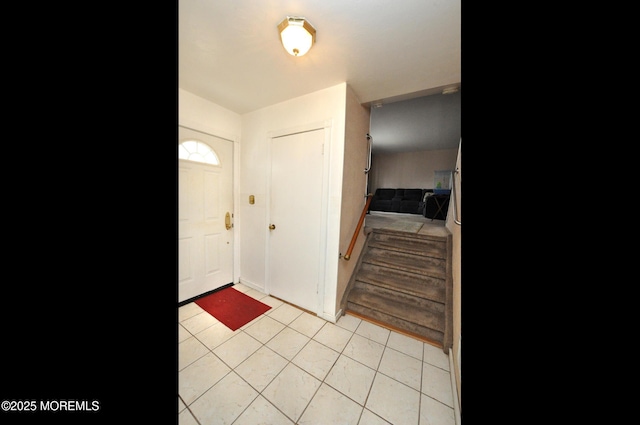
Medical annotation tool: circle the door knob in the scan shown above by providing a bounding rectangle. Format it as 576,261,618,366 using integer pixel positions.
225,212,233,230
269,224,276,230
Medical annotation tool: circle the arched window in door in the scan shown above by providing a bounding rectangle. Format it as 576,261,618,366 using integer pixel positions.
178,140,220,165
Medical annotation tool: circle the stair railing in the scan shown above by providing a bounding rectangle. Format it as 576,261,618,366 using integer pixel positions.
343,193,373,260
364,134,372,175
364,133,373,198
451,168,461,225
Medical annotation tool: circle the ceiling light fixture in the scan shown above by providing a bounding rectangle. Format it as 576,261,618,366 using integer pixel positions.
278,16,316,57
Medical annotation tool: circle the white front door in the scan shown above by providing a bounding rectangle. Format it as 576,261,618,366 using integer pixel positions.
268,129,325,312
178,126,234,303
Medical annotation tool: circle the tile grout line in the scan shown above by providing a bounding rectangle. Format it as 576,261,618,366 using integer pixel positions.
289,315,387,423
417,340,424,425
237,309,356,423
237,311,358,423
180,295,453,424
177,298,305,422
358,324,390,421
229,308,332,424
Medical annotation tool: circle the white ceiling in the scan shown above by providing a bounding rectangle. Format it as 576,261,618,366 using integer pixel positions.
178,0,461,152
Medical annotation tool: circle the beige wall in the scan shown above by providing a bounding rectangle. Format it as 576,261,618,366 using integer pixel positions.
369,148,458,192
336,85,371,313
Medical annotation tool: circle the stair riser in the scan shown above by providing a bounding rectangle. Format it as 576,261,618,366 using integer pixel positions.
348,289,444,331
354,280,444,313
346,303,444,344
344,227,451,350
357,263,445,303
364,247,446,278
369,233,447,259
371,229,447,244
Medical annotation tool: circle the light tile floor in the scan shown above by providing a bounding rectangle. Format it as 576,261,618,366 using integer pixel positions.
179,283,455,425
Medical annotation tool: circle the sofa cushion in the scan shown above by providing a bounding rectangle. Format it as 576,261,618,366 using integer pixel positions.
402,189,423,201
375,188,397,200
369,188,436,215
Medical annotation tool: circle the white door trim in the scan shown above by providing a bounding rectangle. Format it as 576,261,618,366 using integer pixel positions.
178,125,238,301
178,123,241,286
178,124,240,285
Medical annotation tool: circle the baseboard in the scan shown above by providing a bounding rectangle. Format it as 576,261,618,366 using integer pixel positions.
448,348,461,425
346,310,443,347
237,278,265,293
319,308,342,324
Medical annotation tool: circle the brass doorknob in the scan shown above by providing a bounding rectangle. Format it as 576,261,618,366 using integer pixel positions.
225,212,233,230
269,224,276,230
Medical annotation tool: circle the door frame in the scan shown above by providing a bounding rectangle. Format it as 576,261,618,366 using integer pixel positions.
265,120,332,316
178,124,240,290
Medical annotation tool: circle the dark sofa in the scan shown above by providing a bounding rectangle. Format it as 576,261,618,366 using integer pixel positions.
368,188,434,215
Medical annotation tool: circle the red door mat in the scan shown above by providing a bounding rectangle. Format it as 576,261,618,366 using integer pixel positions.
195,287,272,331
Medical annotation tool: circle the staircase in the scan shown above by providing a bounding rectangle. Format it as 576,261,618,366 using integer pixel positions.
344,227,452,351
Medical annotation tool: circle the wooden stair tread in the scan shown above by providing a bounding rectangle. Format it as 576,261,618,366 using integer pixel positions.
363,247,446,279
347,287,444,331
368,234,446,259
345,310,443,348
346,304,444,344
356,263,445,303
343,227,451,352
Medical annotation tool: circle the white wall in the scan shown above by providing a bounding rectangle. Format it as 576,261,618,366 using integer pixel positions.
369,148,458,192
178,88,241,141
239,83,348,321
179,84,350,321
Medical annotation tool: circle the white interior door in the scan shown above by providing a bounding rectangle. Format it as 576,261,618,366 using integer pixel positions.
268,129,325,312
178,126,234,303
